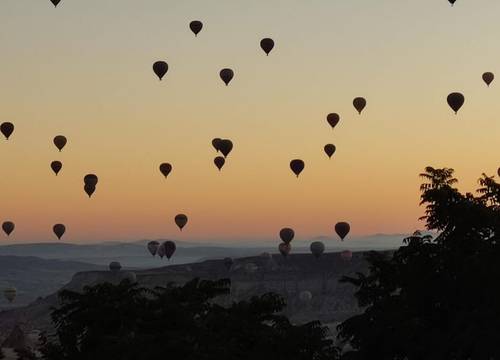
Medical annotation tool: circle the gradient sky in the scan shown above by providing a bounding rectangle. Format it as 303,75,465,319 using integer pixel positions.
0,0,499,243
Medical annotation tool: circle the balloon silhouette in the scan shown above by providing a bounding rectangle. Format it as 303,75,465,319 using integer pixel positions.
1,122,14,140
482,72,494,87
159,163,172,178
260,38,275,55
2,221,15,236
4,287,16,303
448,0,456,5
335,222,351,241
50,161,63,176
212,138,222,152
220,68,234,86
324,144,336,159
327,113,340,129
290,159,305,177
175,214,188,231
279,228,295,244
218,139,233,158
53,135,67,152
84,174,98,198
153,61,168,80
163,240,176,259
214,156,225,171
447,92,465,114
189,21,203,36
147,241,160,256
50,0,61,6
278,242,291,258
353,97,367,114
53,224,66,240
497,167,500,177
109,261,122,272
157,244,166,258
310,241,325,259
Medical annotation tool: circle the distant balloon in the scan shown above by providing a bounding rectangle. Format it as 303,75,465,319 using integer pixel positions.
214,156,225,171
53,136,67,152
448,0,456,6
326,113,340,129
218,139,233,158
220,68,234,86
482,72,494,87
84,184,96,198
109,262,122,272
335,222,351,241
189,21,203,36
278,242,291,258
159,163,172,178
53,224,66,240
212,138,222,152
50,0,61,7
279,228,295,244
324,144,336,159
4,287,17,303
2,221,15,236
175,214,188,231
157,243,166,258
83,174,98,198
163,240,176,260
341,250,353,261
51,161,62,176
153,61,169,81
447,92,465,114
1,122,14,140
147,241,160,256
299,290,312,303
260,38,275,55
290,159,305,177
353,97,367,114
310,241,325,259
223,257,233,271
498,167,500,177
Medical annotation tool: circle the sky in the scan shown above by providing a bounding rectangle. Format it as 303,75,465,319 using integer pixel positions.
0,0,499,244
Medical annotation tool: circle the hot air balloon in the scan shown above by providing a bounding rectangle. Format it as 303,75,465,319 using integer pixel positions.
1,122,14,140
278,242,291,258
310,241,325,259
2,221,14,236
50,0,61,7
498,167,500,177
290,159,305,177
353,97,366,114
51,161,62,176
324,144,336,159
159,163,172,178
341,250,353,261
175,214,188,231
260,38,275,55
335,222,351,241
448,0,456,5
447,92,465,114
4,287,17,303
53,135,67,152
153,61,168,81
218,139,233,158
279,228,295,244
220,68,234,86
84,174,98,198
189,21,203,36
212,138,222,152
147,241,160,256
53,224,66,240
214,156,225,171
84,185,95,198
109,262,122,272
482,72,494,87
157,243,166,258
163,240,176,259
326,113,340,129
223,257,233,271
299,290,312,303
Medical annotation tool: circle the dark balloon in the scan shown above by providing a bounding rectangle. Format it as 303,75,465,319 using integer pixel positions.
53,224,66,240
482,72,494,87
51,161,62,176
189,21,203,36
448,0,456,5
279,228,295,244
353,97,366,114
157,244,166,258
335,222,351,241
2,221,15,236
260,38,275,55
159,163,172,178
83,174,98,198
214,156,225,171
50,0,61,6
290,159,305,177
84,184,96,198
218,139,233,158
341,250,353,261
447,92,465,114
324,144,336,159
497,167,500,177
326,113,340,129
220,68,234,86
278,242,291,258
53,135,67,152
147,241,160,256
1,122,14,140
163,240,176,260
175,214,188,231
212,138,222,152
310,241,325,259
223,257,233,271
109,261,122,272
153,61,168,81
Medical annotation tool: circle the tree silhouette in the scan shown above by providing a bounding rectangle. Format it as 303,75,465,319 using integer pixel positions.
337,167,500,359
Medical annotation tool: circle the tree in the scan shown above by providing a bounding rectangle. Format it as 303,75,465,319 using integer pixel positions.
40,278,338,360
338,167,500,360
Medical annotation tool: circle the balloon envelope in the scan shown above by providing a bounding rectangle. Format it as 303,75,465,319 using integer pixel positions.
109,262,122,272
1,122,14,140
84,174,98,186
326,113,340,129
279,228,295,244
324,144,336,159
157,244,166,258
53,224,66,240
353,97,367,114
50,0,61,6
84,184,96,198
153,61,168,80
2,221,15,236
220,68,234,86
163,240,176,259
260,38,275,55
278,242,291,258
53,135,67,151
159,163,172,178
290,159,305,177
310,241,325,259
448,0,456,5
447,92,465,114
147,241,160,256
214,156,225,171
335,222,351,240
189,20,203,36
51,161,62,176
175,214,188,231
482,72,494,86
218,139,233,158
212,138,222,152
